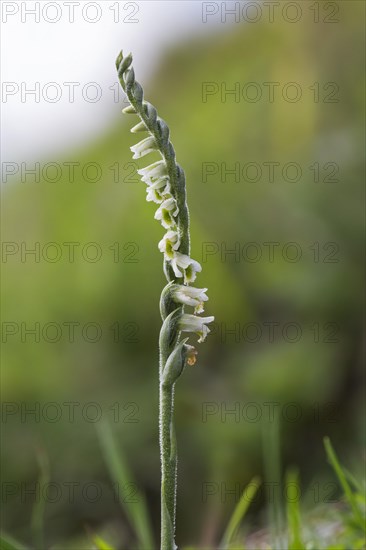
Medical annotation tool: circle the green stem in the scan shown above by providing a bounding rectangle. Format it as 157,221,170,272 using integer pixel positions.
159,322,180,550
159,383,177,550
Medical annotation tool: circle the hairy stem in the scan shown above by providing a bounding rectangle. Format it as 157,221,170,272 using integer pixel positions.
159,384,177,550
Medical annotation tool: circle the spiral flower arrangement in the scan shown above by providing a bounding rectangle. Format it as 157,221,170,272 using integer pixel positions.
116,51,214,549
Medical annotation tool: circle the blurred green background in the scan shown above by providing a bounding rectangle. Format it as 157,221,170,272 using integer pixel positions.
1,3,365,548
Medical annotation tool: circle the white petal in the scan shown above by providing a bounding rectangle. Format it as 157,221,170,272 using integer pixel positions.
146,187,163,203
173,291,198,308
187,287,208,299
154,198,179,228
171,258,184,278
145,177,169,190
178,314,215,342
158,230,180,255
174,286,208,314
138,160,167,180
160,198,177,211
173,252,192,269
183,258,202,283
130,136,157,159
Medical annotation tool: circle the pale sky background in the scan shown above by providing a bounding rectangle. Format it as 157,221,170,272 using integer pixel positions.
1,1,232,163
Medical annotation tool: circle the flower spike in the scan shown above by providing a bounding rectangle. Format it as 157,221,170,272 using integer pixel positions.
116,51,214,550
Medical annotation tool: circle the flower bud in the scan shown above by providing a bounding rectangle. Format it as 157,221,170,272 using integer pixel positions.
157,119,170,143
144,102,157,124
160,281,176,320
122,105,137,114
160,338,189,387
115,50,123,71
117,52,133,78
131,121,148,133
124,67,135,87
133,81,143,103
159,307,182,358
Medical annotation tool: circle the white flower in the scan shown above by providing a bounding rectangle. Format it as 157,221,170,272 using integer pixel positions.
158,230,181,259
178,314,215,343
172,285,208,314
154,197,179,229
170,252,202,283
130,136,157,159
145,177,170,204
138,160,167,182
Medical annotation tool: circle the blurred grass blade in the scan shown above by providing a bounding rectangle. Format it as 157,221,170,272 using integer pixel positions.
220,476,261,549
96,421,154,550
286,469,305,550
324,437,365,531
0,534,28,550
262,412,284,549
31,448,50,550
92,534,116,550
343,467,364,495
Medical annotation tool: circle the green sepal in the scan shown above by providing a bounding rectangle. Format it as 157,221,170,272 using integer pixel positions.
144,102,157,124
159,307,181,359
160,281,177,320
124,67,135,87
157,118,170,144
161,338,189,387
115,50,123,71
132,81,143,104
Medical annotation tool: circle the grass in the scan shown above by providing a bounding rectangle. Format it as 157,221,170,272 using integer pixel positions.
96,421,154,550
286,469,305,550
1,434,364,550
219,476,261,549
